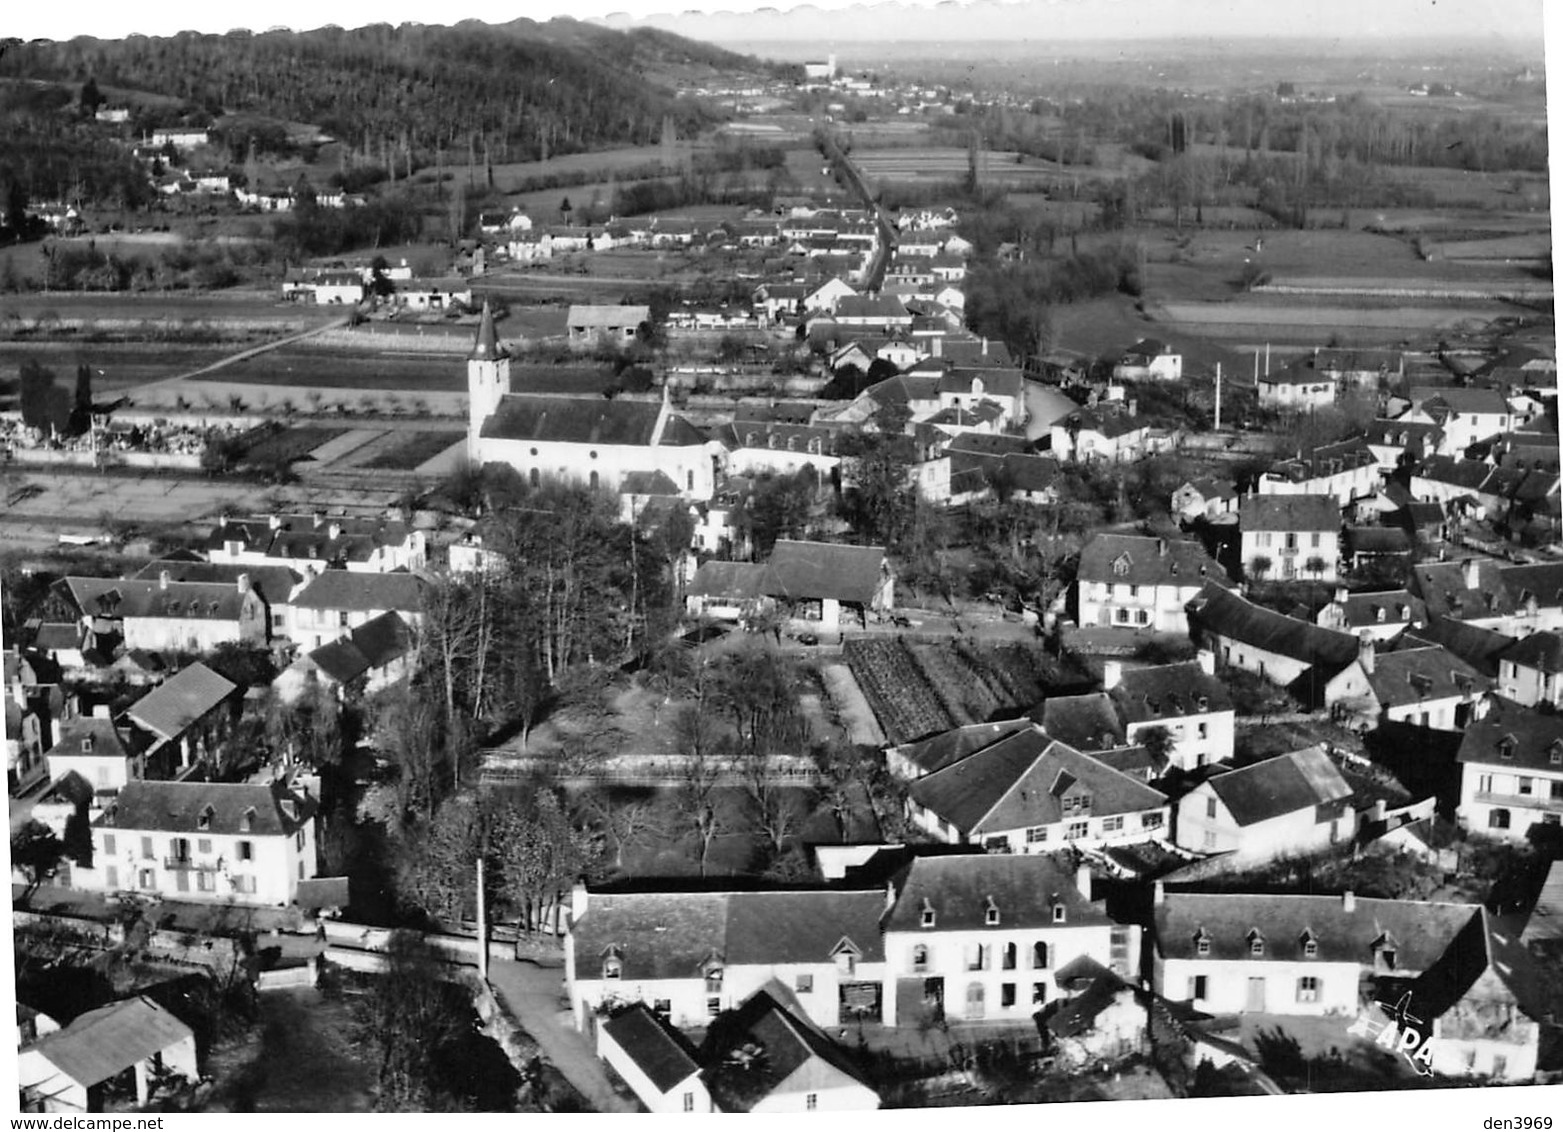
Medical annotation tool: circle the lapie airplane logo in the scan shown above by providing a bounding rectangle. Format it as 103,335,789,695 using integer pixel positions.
1346,991,1439,1076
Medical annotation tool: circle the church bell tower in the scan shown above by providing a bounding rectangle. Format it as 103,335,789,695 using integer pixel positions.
467,299,511,464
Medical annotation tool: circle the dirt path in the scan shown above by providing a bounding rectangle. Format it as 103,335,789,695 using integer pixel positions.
822,663,886,747
203,987,376,1112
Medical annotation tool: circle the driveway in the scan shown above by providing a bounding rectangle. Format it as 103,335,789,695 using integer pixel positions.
485,957,641,1113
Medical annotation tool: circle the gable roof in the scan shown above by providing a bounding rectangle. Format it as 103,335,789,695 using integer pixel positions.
1240,494,1340,533
1154,891,1483,970
883,853,1110,932
1501,630,1563,673
1206,746,1353,826
567,304,650,328
60,577,254,622
1521,860,1563,948
908,727,1167,837
43,717,132,763
1111,661,1232,723
1415,615,1514,678
1327,589,1426,629
765,540,887,606
482,395,687,447
290,570,425,613
1186,582,1361,670
601,1003,702,1094
133,560,300,606
888,718,1035,776
687,561,774,601
98,778,316,836
1411,558,1516,622
698,988,873,1112
125,662,238,741
1456,701,1563,772
24,996,192,1088
1077,534,1228,588
307,611,413,684
1364,644,1489,708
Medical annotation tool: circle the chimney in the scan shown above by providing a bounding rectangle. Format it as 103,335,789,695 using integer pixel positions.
1461,558,1479,590
1076,863,1093,901
570,881,589,925
1334,586,1349,606
1103,660,1123,690
236,573,251,594
981,336,989,356
1370,798,1387,823
1196,649,1215,677
313,511,326,530
1358,634,1375,674
1342,890,1356,913
1127,398,1138,418
885,880,898,914
268,514,283,530
328,521,342,541
1157,537,1168,557
158,570,170,590
1153,881,1166,906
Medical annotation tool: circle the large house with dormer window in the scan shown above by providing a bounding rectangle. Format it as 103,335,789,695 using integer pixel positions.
1456,704,1563,840
74,777,318,906
1075,534,1231,635
1152,886,1487,1017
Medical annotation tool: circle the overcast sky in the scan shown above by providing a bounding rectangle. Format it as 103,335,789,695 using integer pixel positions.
8,0,1550,44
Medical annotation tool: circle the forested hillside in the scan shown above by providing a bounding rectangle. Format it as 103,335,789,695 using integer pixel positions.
0,19,769,165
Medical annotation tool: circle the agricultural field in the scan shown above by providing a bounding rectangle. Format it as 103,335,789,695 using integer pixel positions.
0,290,324,328
0,342,239,402
851,148,1060,187
843,637,1070,744
357,430,466,471
192,349,461,393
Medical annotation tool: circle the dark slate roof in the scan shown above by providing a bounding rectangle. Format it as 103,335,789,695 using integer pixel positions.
307,612,412,683
1154,891,1482,969
1239,494,1340,533
1186,582,1361,669
24,996,192,1088
1498,562,1563,610
834,295,911,320
1501,630,1563,674
572,892,730,981
1207,746,1353,826
1415,616,1513,678
687,561,773,601
945,432,1032,457
1412,558,1515,621
1412,386,1511,416
125,662,238,741
889,718,1035,776
31,623,83,652
1077,534,1228,588
1111,661,1232,723
698,987,872,1112
133,560,300,606
1400,909,1534,1040
1043,966,1132,1039
1122,338,1173,360
1521,861,1563,947
1060,406,1148,439
1346,526,1413,555
61,577,252,622
35,770,94,809
481,395,707,448
291,570,425,613
99,778,315,835
937,366,1024,399
884,853,1110,933
765,540,887,605
1365,644,1489,708
725,891,887,964
43,718,132,763
713,422,841,457
1033,693,1126,752
1456,702,1563,772
908,727,1166,836
1265,435,1377,482
1328,589,1426,629
601,1003,702,1093
294,876,351,912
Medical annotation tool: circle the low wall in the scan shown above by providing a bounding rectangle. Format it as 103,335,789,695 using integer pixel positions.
4,448,204,471
257,959,319,990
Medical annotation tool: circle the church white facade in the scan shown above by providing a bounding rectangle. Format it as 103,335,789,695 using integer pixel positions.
465,303,722,501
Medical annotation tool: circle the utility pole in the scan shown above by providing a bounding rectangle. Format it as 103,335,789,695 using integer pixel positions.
476,824,488,982
1214,363,1222,431
1265,342,1271,377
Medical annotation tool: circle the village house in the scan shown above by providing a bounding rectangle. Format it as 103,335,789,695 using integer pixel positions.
1408,556,1563,637
1239,493,1341,582
394,277,472,312
58,573,269,654
832,295,913,333
18,996,198,1112
1496,630,1563,707
1257,435,1380,506
1185,582,1362,704
1171,477,1238,522
1153,886,1491,1019
752,282,808,322
1075,533,1229,635
917,443,1060,508
900,724,1171,852
1051,403,1152,464
43,715,136,796
205,512,426,575
881,854,1138,1026
765,540,894,630
1324,637,1492,732
566,886,889,1032
712,421,843,480
6,652,46,795
596,1003,711,1114
1312,347,1405,388
1112,338,1182,382
1104,654,1235,770
273,611,414,703
123,662,241,772
1314,587,1427,640
1172,746,1356,862
1257,360,1338,411
135,562,302,643
697,986,881,1112
1456,705,1563,840
77,776,319,906
566,304,650,349
286,570,425,651
1410,386,1515,452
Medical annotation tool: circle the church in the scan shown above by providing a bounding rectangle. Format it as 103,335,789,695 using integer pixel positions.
466,302,722,501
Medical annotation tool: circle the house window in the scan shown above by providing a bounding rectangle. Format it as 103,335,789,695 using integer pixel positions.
835,951,857,977
683,1093,695,1113
1310,533,1321,548
105,865,119,889
1025,826,1047,844
198,871,215,892
140,836,153,859
197,839,211,855
806,1094,818,1111
921,902,936,928
1478,774,1494,794
237,840,254,861
1135,610,1149,626
1493,1055,1508,1078
967,944,990,971
653,999,671,1017
1052,904,1066,924
1032,982,1047,1005
1519,777,1534,796
1194,932,1210,957
707,997,721,1017
1206,797,1218,819
1304,938,1318,959
602,956,622,979
103,835,116,855
912,944,930,972
1001,983,1017,1007
1066,821,1088,841
1032,942,1049,968
1001,943,1017,970
1129,585,1140,598
705,967,724,993
1489,809,1511,830
1249,933,1265,957
1203,830,1217,850
985,899,1000,926
1297,976,1320,1003
1188,976,1208,1000
1197,722,1209,739
1101,816,1124,834
1141,812,1163,830
795,974,814,994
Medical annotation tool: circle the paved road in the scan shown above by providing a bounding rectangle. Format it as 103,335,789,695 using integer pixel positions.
485,956,641,1113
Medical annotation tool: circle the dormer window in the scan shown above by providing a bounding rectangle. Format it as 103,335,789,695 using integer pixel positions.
1498,737,1517,760
1376,606,1387,623
1051,902,1067,924
704,963,723,993
1194,930,1210,957
1549,741,1563,767
81,736,94,753
984,897,1000,926
920,899,936,928
1248,930,1265,957
1112,554,1130,577
1300,931,1318,959
603,948,623,979
240,807,256,833
197,805,214,831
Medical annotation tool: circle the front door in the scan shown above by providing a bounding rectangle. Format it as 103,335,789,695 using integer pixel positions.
965,981,985,1020
1246,977,1266,1012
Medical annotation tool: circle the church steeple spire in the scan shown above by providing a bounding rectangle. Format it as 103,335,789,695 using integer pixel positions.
470,298,503,361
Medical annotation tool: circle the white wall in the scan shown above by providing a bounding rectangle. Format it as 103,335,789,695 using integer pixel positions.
596,1024,709,1113
1126,710,1234,771
1077,579,1207,634
1458,761,1563,840
480,436,719,502
80,819,316,906
1156,956,1359,1016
